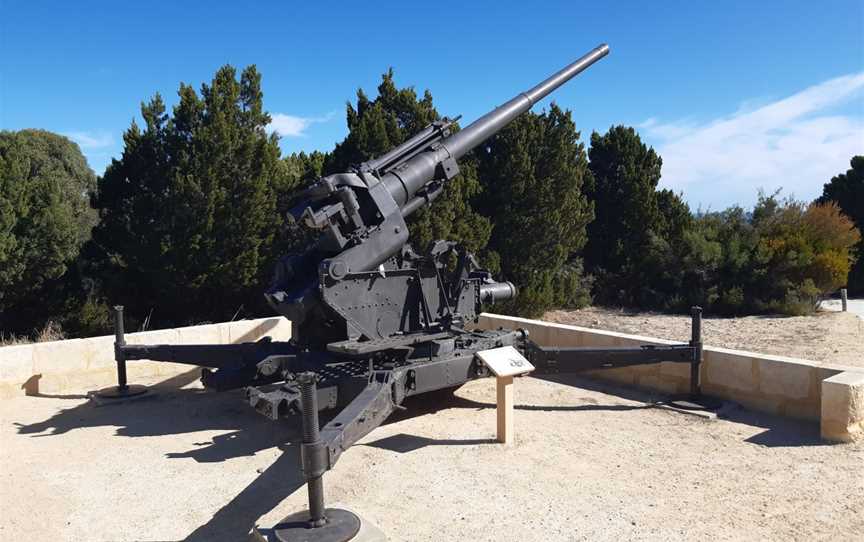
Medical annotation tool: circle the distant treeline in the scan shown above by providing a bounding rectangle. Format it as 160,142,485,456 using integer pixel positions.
1,65,861,339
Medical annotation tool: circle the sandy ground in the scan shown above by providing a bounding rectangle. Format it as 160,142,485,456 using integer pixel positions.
1,370,862,542
543,307,864,368
821,298,864,320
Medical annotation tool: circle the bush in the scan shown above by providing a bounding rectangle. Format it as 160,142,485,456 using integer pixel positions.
90,65,287,329
0,130,97,334
818,156,863,295
672,194,860,316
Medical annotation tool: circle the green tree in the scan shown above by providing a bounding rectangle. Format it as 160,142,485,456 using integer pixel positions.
0,130,97,333
677,193,860,316
817,156,864,295
748,193,860,314
583,125,665,306
90,65,286,328
323,69,492,254
636,188,694,310
476,104,594,317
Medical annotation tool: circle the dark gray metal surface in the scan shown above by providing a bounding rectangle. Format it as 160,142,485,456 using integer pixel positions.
264,45,609,353
100,45,713,539
381,44,610,206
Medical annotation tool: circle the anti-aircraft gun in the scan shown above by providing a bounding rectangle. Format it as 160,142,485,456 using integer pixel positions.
103,44,706,540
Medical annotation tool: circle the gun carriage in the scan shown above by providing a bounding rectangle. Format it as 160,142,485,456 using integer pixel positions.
104,44,705,541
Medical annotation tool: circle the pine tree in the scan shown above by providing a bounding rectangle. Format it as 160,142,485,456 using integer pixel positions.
91,66,286,327
817,156,864,295
584,125,665,306
0,130,97,333
476,104,594,317
323,69,492,254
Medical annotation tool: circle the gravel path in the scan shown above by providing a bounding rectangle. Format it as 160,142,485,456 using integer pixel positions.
544,307,864,368
821,298,864,320
2,371,862,541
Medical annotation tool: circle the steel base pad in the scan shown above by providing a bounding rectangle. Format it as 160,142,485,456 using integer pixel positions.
94,384,149,399
273,508,361,542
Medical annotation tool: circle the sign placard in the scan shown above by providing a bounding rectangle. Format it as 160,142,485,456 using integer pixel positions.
476,346,535,377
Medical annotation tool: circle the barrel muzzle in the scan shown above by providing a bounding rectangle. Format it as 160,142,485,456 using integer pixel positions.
479,281,517,304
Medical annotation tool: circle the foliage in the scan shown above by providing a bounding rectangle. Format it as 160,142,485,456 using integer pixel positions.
7,65,861,338
323,69,492,254
583,125,692,308
0,319,66,346
90,65,287,328
817,156,864,295
0,129,97,333
671,193,860,315
475,104,594,317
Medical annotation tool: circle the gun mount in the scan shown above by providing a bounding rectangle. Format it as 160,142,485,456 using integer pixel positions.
265,43,611,352
100,44,709,540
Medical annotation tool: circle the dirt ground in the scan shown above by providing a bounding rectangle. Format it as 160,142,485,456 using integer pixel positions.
1,370,862,542
543,307,864,368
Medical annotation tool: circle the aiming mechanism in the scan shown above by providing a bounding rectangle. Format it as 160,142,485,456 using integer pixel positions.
103,44,705,541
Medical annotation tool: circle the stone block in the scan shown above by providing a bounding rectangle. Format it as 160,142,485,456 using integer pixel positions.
83,336,116,369
703,349,757,393
35,373,69,395
128,328,181,346
629,363,660,377
757,357,814,400
127,362,162,381
549,326,582,347
636,374,680,395
580,332,618,348
734,393,784,416
783,400,820,422
176,323,225,345
588,367,636,386
227,318,282,343
32,339,88,374
526,324,553,347
821,371,864,442
65,367,116,392
265,319,292,341
0,344,35,381
613,335,645,347
659,360,693,380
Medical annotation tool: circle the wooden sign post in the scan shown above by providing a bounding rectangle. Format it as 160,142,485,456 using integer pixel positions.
476,346,535,444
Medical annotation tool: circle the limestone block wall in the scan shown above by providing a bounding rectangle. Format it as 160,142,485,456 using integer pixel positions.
0,317,291,399
821,372,864,442
3,312,861,442
478,313,864,442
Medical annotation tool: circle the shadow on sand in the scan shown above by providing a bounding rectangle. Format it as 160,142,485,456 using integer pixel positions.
536,373,828,448
15,369,308,541
14,368,828,540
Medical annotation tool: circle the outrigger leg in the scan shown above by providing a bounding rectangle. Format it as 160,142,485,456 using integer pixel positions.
273,370,403,541
94,306,149,400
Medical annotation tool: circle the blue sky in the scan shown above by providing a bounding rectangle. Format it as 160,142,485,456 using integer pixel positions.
1,1,862,209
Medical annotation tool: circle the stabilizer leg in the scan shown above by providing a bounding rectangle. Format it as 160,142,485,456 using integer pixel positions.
274,370,401,541
273,372,360,542
94,306,149,401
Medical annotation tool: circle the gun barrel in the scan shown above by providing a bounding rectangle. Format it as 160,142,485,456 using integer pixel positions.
380,44,609,207
443,44,609,161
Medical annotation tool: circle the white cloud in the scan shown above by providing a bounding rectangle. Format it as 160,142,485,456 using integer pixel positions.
268,111,337,137
64,131,114,150
640,73,864,209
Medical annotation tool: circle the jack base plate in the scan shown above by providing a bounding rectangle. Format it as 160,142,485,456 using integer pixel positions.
274,508,361,542
94,384,149,400
665,394,725,411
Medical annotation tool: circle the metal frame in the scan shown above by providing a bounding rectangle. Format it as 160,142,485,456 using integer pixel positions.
94,45,716,538
107,306,703,534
